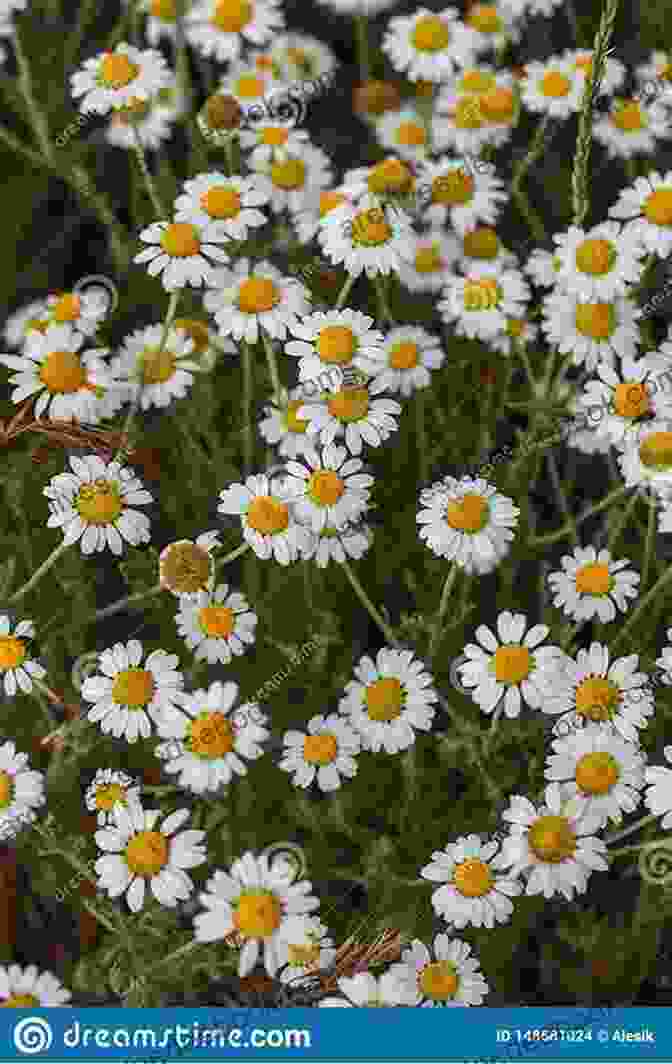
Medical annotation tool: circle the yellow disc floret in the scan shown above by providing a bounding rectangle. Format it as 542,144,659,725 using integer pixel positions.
365,677,404,721
125,830,169,876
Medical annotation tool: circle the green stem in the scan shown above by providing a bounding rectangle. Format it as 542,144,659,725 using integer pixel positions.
341,559,398,647
146,938,202,975
546,452,579,547
641,497,657,589
262,332,284,407
90,584,163,624
335,275,355,310
131,122,166,218
372,274,394,326
215,541,251,572
607,488,639,553
354,14,370,82
510,116,550,243
428,564,458,662
529,484,630,546
609,562,672,654
604,813,660,846
8,539,71,605
241,339,254,475
416,388,428,484
13,17,54,164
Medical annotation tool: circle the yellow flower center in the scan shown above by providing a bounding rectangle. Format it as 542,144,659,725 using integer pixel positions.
51,293,81,323
287,942,321,966
303,733,338,764
0,637,26,672
114,96,152,123
575,751,620,795
467,4,503,33
111,667,155,708
75,478,123,525
575,676,620,721
575,562,613,595
327,387,369,423
316,325,356,364
463,277,502,310
528,815,576,862
452,857,493,897
270,157,306,190
139,345,176,384
396,120,426,146
353,80,401,117
150,0,176,16
661,62,672,83
284,399,309,433
453,95,485,128
644,188,672,226
432,170,474,206
125,830,169,877
0,995,39,1008
613,381,650,419
540,70,571,97
188,711,235,757
99,53,140,89
95,782,126,811
411,14,450,51
319,190,346,217
492,645,532,685
24,317,49,335
574,302,615,339
39,349,87,393
350,208,392,247
234,74,265,98
233,890,282,937
639,431,672,470
389,341,419,369
418,961,459,1001
574,54,593,72
261,125,289,146
575,238,616,276
198,604,235,637
460,69,496,93
479,86,515,122
365,676,404,721
307,470,345,506
463,226,499,259
247,495,289,534
367,157,414,195
238,277,280,313
0,772,13,809
205,93,242,130
414,245,443,273
612,100,645,132
160,222,201,258
173,318,210,354
211,0,253,32
200,186,241,219
445,493,489,532
160,541,212,593
506,317,525,338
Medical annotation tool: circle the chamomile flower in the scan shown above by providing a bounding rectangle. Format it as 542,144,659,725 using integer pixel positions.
0,965,71,1007
457,611,566,719
457,225,517,277
139,0,188,45
544,724,646,835
154,681,268,794
609,171,672,258
0,616,46,697
44,454,153,556
249,142,332,218
490,782,609,901
464,3,519,55
217,55,279,109
362,326,445,397
300,519,373,568
218,474,309,565
85,769,141,827
240,124,311,168
433,78,517,155
618,418,672,498
580,357,672,444
340,157,417,206
285,309,385,386
279,916,336,988
0,741,45,840
541,290,641,373
297,380,401,457
338,647,438,755
593,96,668,160
70,43,171,115
551,222,646,301
397,230,460,294
417,476,519,574
542,642,655,743
382,8,477,84
95,799,206,913
174,172,271,242
439,268,530,341
204,258,310,344
278,713,361,791
193,850,320,977
375,107,429,163
388,935,490,1006
269,33,336,83
159,531,221,596
489,317,539,357
635,52,672,106
284,444,372,532
184,0,284,64
44,289,109,338
319,970,414,1007
134,219,232,291
109,324,201,411
420,835,522,929
548,546,640,624
519,58,584,119
318,195,415,279
563,48,626,97
524,247,561,289
106,84,188,150
175,583,258,664
258,388,318,460
2,299,48,350
81,639,185,742
643,745,672,829
416,157,506,234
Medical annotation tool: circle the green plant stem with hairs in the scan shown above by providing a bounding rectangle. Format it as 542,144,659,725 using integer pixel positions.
511,116,551,243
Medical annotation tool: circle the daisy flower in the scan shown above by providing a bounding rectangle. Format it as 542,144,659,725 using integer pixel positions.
154,681,268,794
218,473,309,565
44,454,152,556
360,326,444,396
279,713,360,792
593,97,668,160
643,745,672,829
44,289,109,338
489,316,539,357
420,835,522,929
2,298,48,350
433,78,517,155
464,2,519,55
0,615,46,697
551,222,646,301
519,58,584,119
95,799,206,913
174,172,271,242
138,0,188,45
524,246,561,289
108,324,201,411
300,519,373,568
548,546,640,624
70,43,171,115
417,475,519,574
338,647,438,755
439,268,530,341
193,850,320,977
415,157,506,234
204,258,310,344
457,611,567,719
279,916,336,989
285,309,384,387
541,290,640,373
174,582,258,664
388,935,490,1006
634,52,672,106
159,530,221,596
490,782,609,901
134,218,231,291
340,157,417,206
382,8,477,84
618,418,672,499
319,195,415,279
397,230,460,294
544,724,646,835
106,84,188,151
269,33,336,83
0,965,71,1007
563,48,626,98
284,444,372,532
217,55,279,110
609,171,672,259
241,124,311,170
457,225,517,277
579,357,672,444
258,387,318,460
81,639,185,742
184,0,284,64
248,142,333,218
0,740,45,841
542,642,655,744
297,379,401,457
319,970,414,1007
375,106,430,163
85,768,141,827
